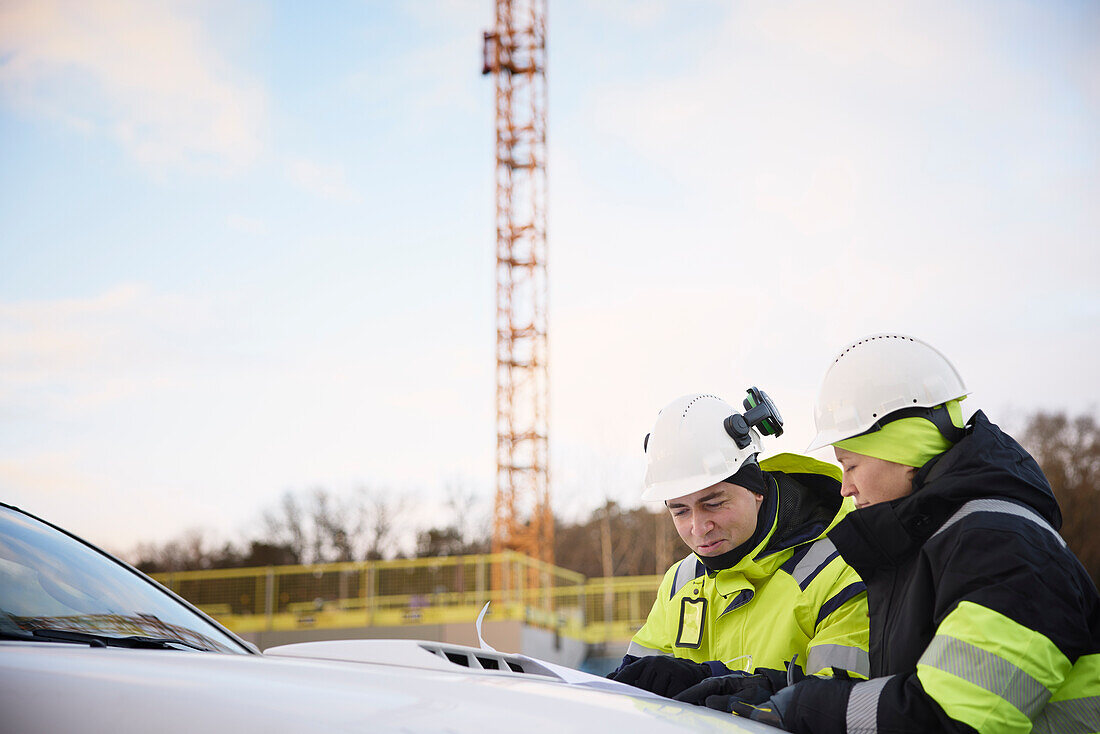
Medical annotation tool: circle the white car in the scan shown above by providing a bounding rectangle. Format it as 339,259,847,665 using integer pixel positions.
0,501,782,733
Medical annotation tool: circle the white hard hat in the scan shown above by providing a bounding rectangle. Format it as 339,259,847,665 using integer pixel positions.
807,334,969,451
642,393,764,502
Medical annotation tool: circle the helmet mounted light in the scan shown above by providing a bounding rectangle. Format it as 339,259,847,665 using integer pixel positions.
724,387,784,448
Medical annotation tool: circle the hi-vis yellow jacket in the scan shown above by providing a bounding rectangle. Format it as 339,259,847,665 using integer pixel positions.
627,454,870,679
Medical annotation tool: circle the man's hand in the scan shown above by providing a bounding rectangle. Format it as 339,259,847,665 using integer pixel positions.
606,655,712,697
672,670,781,708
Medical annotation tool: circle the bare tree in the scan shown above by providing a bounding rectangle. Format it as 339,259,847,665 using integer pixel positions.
361,490,409,560
1022,411,1100,587
413,481,491,558
555,502,672,578
132,528,240,572
444,480,491,553
262,491,307,560
256,486,409,564
309,488,361,562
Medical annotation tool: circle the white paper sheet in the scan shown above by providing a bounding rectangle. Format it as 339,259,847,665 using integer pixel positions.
515,654,666,698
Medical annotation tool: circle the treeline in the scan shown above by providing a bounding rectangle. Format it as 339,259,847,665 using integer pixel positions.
134,411,1100,587
131,487,678,578
1022,411,1100,588
133,485,482,572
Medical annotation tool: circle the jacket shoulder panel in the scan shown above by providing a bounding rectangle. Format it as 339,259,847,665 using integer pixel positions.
669,553,704,600
923,500,1097,660
780,537,841,590
931,498,1063,548
759,452,842,482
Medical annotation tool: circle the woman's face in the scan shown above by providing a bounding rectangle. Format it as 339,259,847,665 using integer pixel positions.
834,447,916,508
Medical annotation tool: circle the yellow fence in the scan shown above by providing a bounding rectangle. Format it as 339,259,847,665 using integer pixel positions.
153,551,662,644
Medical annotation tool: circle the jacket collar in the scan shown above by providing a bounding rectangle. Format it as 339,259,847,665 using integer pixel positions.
830,411,1060,576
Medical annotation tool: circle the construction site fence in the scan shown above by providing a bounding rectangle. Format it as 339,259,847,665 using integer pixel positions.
152,551,662,644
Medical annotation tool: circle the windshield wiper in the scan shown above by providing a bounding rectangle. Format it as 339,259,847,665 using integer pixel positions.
0,627,211,651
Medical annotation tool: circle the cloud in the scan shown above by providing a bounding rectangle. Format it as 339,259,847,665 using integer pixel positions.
282,155,359,202
583,1,1097,205
753,155,860,236
588,1,674,27
0,0,264,174
554,0,1099,328
0,451,95,498
746,2,966,72
0,284,222,417
337,10,485,126
226,213,269,236
0,282,498,548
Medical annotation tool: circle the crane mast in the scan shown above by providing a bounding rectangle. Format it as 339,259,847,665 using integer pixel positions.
482,0,552,566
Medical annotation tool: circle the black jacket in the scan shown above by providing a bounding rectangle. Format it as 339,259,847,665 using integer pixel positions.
782,412,1100,734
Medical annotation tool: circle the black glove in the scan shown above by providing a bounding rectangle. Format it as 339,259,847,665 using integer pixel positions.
607,655,712,697
728,682,799,729
729,697,787,728
673,669,783,707
605,654,640,679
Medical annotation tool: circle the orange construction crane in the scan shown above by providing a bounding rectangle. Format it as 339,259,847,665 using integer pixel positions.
482,0,553,568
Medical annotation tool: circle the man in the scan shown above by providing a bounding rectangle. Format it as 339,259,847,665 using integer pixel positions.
608,391,870,699
682,335,1100,733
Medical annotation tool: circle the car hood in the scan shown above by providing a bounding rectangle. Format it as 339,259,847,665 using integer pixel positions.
0,639,780,734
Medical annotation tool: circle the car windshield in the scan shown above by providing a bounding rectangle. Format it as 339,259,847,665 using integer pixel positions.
0,504,249,654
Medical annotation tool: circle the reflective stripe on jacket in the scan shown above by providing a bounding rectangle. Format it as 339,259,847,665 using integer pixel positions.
628,454,870,679
780,413,1100,734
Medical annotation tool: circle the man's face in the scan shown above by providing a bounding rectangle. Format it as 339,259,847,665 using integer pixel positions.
833,446,916,508
665,481,764,557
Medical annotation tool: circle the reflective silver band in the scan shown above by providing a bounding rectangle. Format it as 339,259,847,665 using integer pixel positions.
625,641,663,658
792,538,838,588
1030,698,1100,734
671,554,703,598
932,499,1065,548
919,634,1051,718
846,676,891,733
807,644,870,678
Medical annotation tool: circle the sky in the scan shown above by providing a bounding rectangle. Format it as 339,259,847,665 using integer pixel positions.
1,0,1097,558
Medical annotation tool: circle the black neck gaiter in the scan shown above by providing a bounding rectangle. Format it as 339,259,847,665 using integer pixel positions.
696,462,777,572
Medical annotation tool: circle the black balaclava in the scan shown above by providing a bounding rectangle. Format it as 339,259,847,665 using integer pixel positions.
696,460,776,572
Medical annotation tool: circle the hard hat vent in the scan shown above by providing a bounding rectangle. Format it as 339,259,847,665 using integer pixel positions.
834,334,916,364
682,394,722,418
